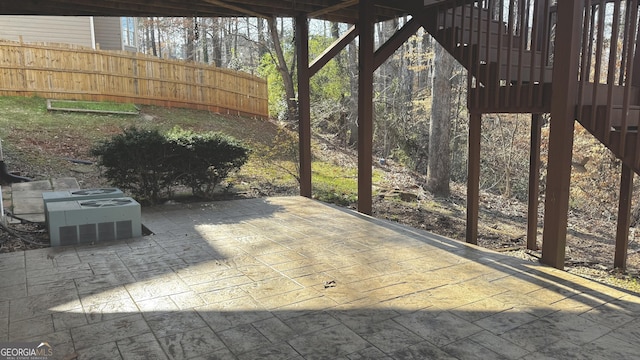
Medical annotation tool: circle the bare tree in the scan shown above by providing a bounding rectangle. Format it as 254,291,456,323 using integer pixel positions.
347,37,359,146
184,17,196,61
209,18,222,66
267,16,297,122
427,41,454,196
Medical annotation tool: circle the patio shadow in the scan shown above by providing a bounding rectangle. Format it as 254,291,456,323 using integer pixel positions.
1,197,640,359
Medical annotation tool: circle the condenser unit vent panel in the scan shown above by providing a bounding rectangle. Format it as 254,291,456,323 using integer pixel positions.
47,197,141,247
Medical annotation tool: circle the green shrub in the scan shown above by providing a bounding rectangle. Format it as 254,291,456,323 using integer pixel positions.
91,127,168,204
165,127,250,197
91,126,250,204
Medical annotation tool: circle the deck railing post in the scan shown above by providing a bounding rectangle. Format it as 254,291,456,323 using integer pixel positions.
541,0,583,269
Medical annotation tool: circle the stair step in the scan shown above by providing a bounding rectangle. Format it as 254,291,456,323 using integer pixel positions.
608,105,640,130
436,46,550,87
438,27,525,56
436,29,551,84
441,5,505,35
578,105,608,141
578,105,640,131
475,61,552,85
577,83,640,106
455,43,542,69
609,130,640,170
579,104,640,171
468,82,552,113
455,29,523,50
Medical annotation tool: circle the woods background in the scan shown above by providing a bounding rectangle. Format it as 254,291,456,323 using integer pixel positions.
135,16,634,224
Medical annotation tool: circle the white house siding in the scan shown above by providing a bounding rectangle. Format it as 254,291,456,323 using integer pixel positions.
0,16,94,48
93,17,123,51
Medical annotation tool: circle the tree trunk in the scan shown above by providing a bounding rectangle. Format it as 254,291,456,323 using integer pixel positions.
257,18,267,58
348,40,359,146
210,18,222,67
201,18,209,64
233,18,239,61
331,22,350,147
150,18,158,57
247,17,253,69
267,16,297,122
427,42,454,196
185,18,196,61
157,19,163,58
224,19,234,66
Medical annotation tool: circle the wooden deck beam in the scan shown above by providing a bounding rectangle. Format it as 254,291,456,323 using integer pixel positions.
373,17,422,71
309,25,358,77
296,15,312,198
541,1,582,269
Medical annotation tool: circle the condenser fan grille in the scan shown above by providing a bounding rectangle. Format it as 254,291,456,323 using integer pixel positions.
80,199,134,207
71,188,120,196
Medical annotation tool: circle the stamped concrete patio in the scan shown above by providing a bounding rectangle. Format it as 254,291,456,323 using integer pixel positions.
1,196,640,359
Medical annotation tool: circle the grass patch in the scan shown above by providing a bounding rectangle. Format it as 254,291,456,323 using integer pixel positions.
1,95,384,209
0,96,276,146
312,162,382,206
48,99,138,114
0,96,135,135
137,106,278,149
0,96,280,187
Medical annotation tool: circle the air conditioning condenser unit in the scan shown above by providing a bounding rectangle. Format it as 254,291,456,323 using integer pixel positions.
47,197,141,247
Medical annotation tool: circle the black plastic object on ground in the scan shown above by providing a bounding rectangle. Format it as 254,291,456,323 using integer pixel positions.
0,161,32,184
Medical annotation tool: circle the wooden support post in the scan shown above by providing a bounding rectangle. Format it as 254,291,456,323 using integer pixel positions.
357,0,374,215
466,112,481,245
296,15,312,198
527,114,542,250
541,1,582,269
615,163,634,270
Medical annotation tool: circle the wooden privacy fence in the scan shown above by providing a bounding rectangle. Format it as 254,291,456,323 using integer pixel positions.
0,40,268,118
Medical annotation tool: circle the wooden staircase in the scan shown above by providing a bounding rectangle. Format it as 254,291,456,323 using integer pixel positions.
578,84,640,171
422,1,555,114
423,0,640,175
